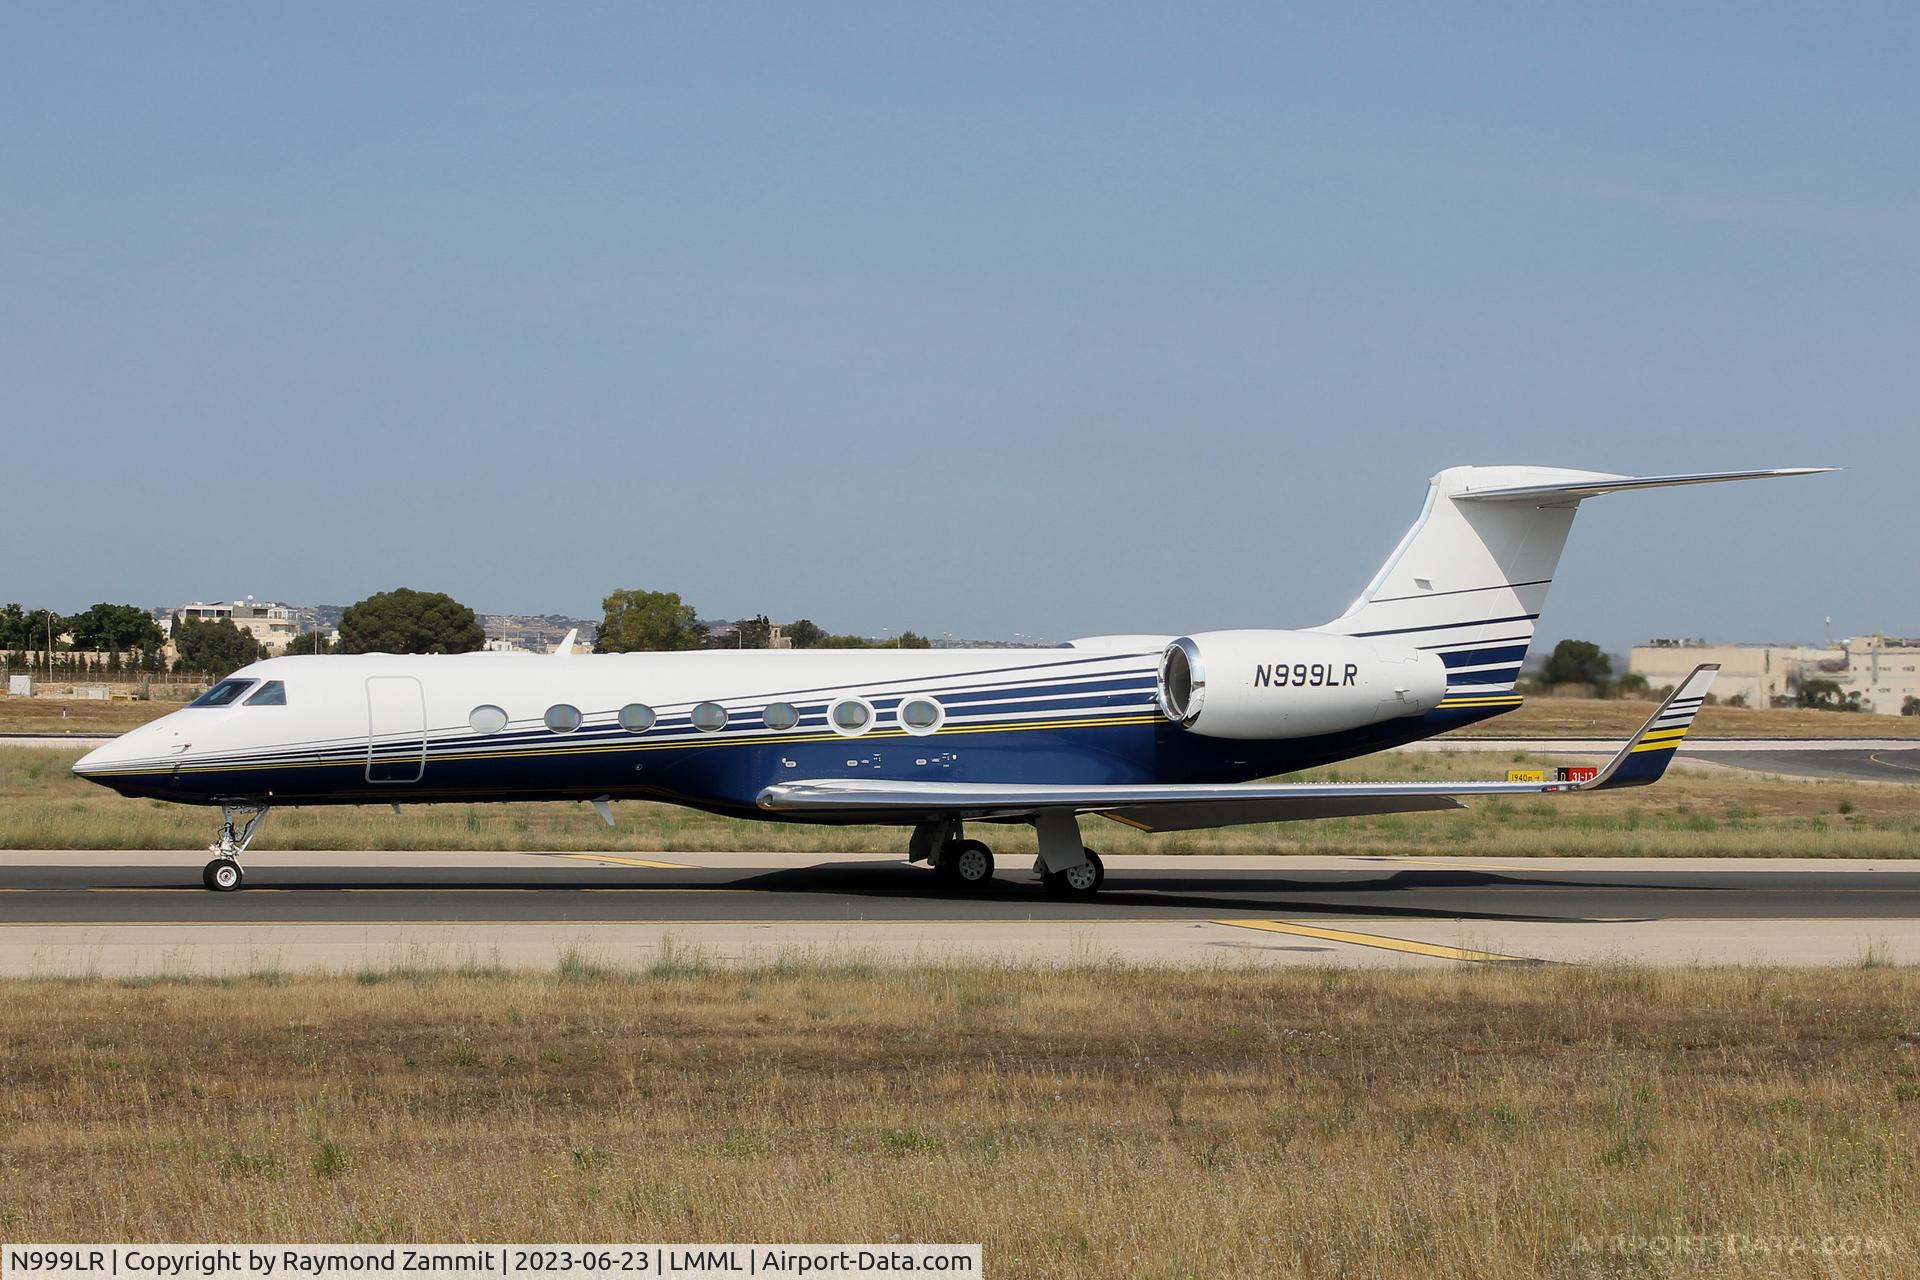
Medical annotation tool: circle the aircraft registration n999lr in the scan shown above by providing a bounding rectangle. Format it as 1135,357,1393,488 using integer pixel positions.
74,464,1831,894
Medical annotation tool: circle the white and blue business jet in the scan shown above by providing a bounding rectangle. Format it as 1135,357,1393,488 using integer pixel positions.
75,464,1828,893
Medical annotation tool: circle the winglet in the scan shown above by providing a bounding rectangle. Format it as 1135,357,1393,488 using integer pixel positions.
552,628,579,657
1579,664,1719,790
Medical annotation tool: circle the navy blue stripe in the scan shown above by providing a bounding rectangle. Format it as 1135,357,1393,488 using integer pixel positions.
1446,667,1522,687
1351,613,1540,639
1425,633,1533,654
1437,644,1530,669
239,692,1163,769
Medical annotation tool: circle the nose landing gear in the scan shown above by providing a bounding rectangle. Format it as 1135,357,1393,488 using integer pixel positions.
203,802,268,892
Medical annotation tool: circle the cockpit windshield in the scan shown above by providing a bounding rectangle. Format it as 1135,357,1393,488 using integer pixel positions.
189,679,256,708
244,680,287,706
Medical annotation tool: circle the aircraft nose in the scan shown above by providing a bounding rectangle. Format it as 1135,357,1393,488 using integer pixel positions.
72,721,180,785
72,739,128,780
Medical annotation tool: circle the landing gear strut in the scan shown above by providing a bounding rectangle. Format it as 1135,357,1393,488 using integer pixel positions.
203,802,268,892
1033,810,1104,896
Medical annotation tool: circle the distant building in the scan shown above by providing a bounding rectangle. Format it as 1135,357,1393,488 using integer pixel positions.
1833,635,1920,715
478,612,598,653
1630,636,1920,714
164,598,302,654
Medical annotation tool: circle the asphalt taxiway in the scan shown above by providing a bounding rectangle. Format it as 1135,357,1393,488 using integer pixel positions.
2,850,1916,974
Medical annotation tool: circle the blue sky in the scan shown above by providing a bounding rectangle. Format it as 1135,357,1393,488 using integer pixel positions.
4,4,1912,650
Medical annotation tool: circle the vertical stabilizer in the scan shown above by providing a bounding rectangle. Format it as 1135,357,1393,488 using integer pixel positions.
1314,465,1831,699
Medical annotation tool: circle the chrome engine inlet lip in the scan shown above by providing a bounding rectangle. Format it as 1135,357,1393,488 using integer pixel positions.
1157,636,1205,726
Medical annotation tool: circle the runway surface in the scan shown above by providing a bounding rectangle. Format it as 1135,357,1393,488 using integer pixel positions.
2,851,1917,973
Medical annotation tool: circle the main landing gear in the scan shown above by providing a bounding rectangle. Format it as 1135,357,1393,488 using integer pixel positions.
203,802,268,892
1040,848,1105,896
905,812,1106,896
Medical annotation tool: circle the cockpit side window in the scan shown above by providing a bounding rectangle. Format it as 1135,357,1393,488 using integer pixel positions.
244,680,287,706
189,679,256,708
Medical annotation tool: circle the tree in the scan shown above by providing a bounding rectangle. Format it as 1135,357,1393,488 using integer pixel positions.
784,619,825,649
1903,695,1920,717
339,588,485,655
64,603,164,653
1613,671,1651,699
283,631,334,655
722,615,773,649
0,606,31,652
172,619,265,674
1796,679,1863,712
595,589,705,653
810,630,933,649
0,605,64,653
1540,639,1613,693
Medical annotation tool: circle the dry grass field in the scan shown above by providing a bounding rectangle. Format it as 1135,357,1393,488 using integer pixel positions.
4,744,1916,857
0,697,177,734
0,965,1915,1278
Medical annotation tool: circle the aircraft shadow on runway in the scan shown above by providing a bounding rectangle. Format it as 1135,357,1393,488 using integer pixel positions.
720,862,1682,925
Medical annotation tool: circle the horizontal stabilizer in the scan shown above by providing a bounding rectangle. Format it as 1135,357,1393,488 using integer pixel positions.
1454,467,1834,504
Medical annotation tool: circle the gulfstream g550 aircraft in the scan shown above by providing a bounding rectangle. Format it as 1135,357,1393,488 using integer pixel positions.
75,464,1829,893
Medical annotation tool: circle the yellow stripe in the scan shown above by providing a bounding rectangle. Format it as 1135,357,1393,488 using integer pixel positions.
1638,727,1690,743
1215,919,1538,964
549,853,691,870
1629,740,1680,754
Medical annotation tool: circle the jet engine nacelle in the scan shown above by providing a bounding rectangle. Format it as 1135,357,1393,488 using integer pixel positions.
1157,630,1448,740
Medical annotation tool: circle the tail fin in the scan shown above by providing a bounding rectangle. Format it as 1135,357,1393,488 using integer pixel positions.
1315,466,1831,700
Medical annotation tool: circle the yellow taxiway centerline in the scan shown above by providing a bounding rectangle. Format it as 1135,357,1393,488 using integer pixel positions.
1214,918,1540,964
545,853,694,869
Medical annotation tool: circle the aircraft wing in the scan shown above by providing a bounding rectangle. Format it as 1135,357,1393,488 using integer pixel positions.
756,666,1719,832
